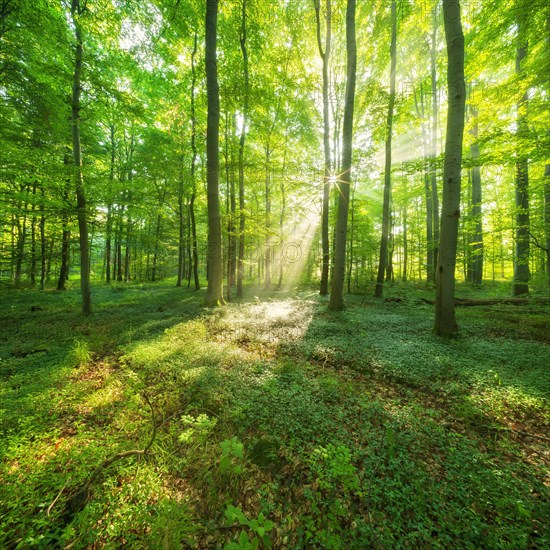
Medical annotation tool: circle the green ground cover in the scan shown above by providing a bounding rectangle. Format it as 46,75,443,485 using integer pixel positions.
0,283,548,548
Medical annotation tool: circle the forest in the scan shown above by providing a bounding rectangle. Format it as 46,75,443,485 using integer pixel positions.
0,0,549,548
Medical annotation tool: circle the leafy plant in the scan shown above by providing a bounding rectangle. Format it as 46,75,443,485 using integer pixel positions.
224,505,275,549
220,436,245,475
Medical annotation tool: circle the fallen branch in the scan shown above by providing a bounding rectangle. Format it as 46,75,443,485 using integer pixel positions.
420,297,550,306
62,394,157,521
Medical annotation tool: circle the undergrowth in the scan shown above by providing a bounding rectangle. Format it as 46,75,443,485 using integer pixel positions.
0,283,548,548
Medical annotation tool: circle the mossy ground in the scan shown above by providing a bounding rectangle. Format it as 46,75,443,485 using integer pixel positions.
0,281,548,548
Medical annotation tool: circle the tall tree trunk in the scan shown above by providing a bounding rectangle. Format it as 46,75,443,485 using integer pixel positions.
314,0,332,295
402,205,408,282
545,160,550,286
430,11,440,280
30,184,37,285
151,214,162,282
278,145,288,288
237,0,249,299
435,0,465,337
347,180,356,294
71,0,91,315
105,123,115,284
468,106,483,286
205,0,224,306
545,12,550,287
375,0,397,297
190,32,200,291
124,214,131,282
264,147,271,289
415,83,434,281
229,117,237,292
328,0,356,311
116,209,124,282
513,11,530,296
39,186,46,290
14,201,27,287
177,155,185,287
57,210,70,291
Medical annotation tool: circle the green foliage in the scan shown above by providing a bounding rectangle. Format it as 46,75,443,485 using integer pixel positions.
0,286,548,548
220,436,245,476
224,505,275,549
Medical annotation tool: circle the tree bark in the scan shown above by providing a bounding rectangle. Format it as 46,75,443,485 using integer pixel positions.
71,0,91,315
151,214,161,282
513,12,530,296
190,32,200,291
314,0,332,296
375,0,397,298
435,0,465,337
430,12,440,281
468,106,483,286
237,0,249,299
105,123,115,284
57,207,70,291
30,184,37,285
177,149,185,287
415,83,434,281
39,186,46,290
205,0,224,306
328,0,356,311
264,146,272,289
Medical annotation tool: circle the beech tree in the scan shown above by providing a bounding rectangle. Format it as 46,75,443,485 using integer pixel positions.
513,9,530,296
70,0,91,315
374,0,397,298
435,0,466,337
328,0,356,311
205,0,224,306
313,0,332,296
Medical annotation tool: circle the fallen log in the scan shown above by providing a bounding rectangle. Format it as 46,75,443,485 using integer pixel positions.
420,297,550,306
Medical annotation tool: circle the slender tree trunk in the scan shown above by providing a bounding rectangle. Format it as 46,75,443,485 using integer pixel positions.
544,161,550,285
314,0,332,295
430,12,440,279
71,0,92,315
402,205,408,282
177,170,185,287
513,12,530,296
190,32,200,291
116,210,124,282
14,204,27,287
416,83,434,281
39,187,46,290
57,215,70,291
264,147,271,289
46,237,54,283
71,0,91,314
278,178,286,288
545,13,550,286
386,222,394,282
229,117,237,292
347,180,356,294
30,184,37,285
435,0,465,337
375,0,397,297
328,0,356,311
151,214,161,282
186,199,192,286
105,123,115,284
124,214,131,282
468,106,483,286
237,0,249,298
205,0,224,305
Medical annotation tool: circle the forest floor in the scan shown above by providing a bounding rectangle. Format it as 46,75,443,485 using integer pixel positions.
0,282,549,549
